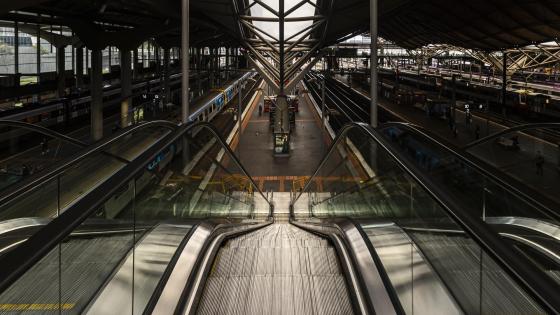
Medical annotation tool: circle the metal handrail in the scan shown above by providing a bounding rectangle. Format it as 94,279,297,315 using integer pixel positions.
0,120,136,165
379,121,560,222
290,122,560,313
0,120,88,147
0,122,272,294
0,120,178,208
463,122,560,149
178,122,273,215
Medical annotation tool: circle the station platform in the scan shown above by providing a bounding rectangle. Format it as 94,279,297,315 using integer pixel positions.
334,75,560,205
0,75,246,196
235,83,327,192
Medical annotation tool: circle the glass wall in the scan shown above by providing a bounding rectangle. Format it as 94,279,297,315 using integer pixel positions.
0,25,16,74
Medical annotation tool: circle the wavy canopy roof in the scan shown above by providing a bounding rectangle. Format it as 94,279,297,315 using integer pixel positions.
1,0,559,50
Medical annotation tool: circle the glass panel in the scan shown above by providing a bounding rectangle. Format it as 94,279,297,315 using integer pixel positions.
0,126,83,191
0,126,172,255
465,126,560,205
58,154,128,212
58,181,134,314
0,244,62,313
0,124,268,314
294,125,546,314
380,124,560,285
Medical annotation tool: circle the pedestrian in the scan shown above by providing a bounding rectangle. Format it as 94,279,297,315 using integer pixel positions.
40,137,49,156
21,164,30,176
453,125,458,138
535,151,545,176
511,135,520,149
474,125,480,140
557,142,560,173
258,104,263,116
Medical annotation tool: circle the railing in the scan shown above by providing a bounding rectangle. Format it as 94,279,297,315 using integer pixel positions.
291,122,560,314
380,121,560,222
0,122,272,313
0,120,177,215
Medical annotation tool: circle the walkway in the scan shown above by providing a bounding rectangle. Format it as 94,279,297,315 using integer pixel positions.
236,83,327,192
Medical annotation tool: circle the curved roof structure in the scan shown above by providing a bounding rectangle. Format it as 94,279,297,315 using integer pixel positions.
1,0,560,50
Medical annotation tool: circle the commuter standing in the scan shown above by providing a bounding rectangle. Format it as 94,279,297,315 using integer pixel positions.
535,151,545,176
258,104,263,116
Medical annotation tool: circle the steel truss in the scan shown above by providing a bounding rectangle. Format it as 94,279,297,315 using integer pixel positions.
232,0,333,94
396,42,560,78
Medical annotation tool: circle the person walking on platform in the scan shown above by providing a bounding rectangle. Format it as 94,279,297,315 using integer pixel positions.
41,137,49,156
535,151,545,176
474,125,480,140
258,104,263,116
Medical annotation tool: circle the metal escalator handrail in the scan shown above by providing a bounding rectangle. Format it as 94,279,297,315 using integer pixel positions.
380,121,560,222
0,122,271,294
0,120,88,147
178,122,273,215
0,120,138,165
463,122,560,149
290,122,560,314
0,120,178,208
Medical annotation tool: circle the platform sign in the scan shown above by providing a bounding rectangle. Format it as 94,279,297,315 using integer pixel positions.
273,133,290,157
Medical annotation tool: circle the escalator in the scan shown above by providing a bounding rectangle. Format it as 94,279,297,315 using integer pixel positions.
0,122,558,314
0,120,177,255
378,122,560,276
291,122,560,314
196,223,354,315
0,121,87,192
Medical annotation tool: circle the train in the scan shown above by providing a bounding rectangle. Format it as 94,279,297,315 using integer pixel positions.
0,72,184,127
372,69,560,120
188,71,256,123
0,71,257,173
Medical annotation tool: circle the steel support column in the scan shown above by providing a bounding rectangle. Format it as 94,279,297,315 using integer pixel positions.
226,48,230,81
181,0,190,124
133,48,139,79
370,0,378,127
57,46,66,98
279,0,285,95
210,48,215,88
14,21,19,88
76,46,84,88
120,49,132,127
91,49,103,141
502,51,507,118
321,77,326,145
164,48,171,103
35,24,43,98
238,81,242,155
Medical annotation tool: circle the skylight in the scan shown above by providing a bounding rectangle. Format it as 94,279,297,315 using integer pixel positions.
250,0,317,41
